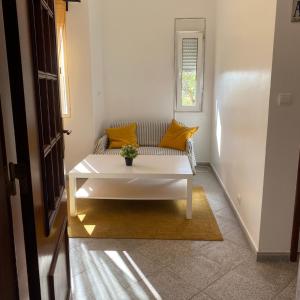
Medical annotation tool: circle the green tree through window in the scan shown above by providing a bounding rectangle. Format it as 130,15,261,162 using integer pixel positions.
181,71,197,106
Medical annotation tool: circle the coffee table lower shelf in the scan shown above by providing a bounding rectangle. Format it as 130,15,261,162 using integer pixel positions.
69,178,193,219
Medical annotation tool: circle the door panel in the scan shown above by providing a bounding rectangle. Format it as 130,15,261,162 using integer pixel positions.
18,0,70,298
0,1,29,298
2,0,70,298
48,219,71,300
29,0,65,235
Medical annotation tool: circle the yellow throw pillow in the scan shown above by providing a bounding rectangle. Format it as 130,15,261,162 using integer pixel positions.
106,123,138,149
159,119,198,151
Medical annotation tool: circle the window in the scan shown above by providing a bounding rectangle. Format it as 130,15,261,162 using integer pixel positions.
55,0,70,117
57,27,70,116
175,31,204,112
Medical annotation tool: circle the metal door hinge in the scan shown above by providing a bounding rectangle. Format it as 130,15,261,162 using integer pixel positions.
8,162,27,196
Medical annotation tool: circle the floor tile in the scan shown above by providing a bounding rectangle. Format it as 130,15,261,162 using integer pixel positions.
233,260,297,293
198,240,253,272
204,270,277,300
194,177,224,195
205,194,228,212
120,248,166,276
223,227,251,249
190,292,213,300
124,282,158,300
117,239,149,250
135,240,189,266
74,245,130,288
77,238,147,252
215,215,239,235
142,269,199,300
215,206,237,223
273,279,297,300
72,270,131,300
167,239,210,257
70,246,87,277
167,255,222,290
297,271,300,299
69,237,88,250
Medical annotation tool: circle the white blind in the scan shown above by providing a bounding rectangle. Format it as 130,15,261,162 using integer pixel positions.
182,38,198,72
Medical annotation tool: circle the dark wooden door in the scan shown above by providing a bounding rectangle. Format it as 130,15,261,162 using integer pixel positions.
2,0,71,299
29,0,66,235
0,1,29,298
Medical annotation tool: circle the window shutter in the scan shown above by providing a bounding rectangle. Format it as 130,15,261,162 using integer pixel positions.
182,38,198,72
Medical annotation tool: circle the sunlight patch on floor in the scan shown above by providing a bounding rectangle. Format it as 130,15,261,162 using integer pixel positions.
83,225,96,235
105,251,137,282
72,244,162,300
123,251,162,300
77,214,86,222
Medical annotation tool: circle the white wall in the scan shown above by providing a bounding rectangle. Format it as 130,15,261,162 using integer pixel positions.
211,0,277,249
64,0,106,171
259,0,300,253
101,0,217,162
88,0,106,137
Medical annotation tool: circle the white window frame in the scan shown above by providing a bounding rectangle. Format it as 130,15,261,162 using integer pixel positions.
175,31,204,112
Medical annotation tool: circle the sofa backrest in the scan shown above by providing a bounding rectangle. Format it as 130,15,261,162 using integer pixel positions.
110,120,171,146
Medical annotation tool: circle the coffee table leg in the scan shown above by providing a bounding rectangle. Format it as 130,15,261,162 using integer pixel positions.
69,175,77,216
186,177,193,219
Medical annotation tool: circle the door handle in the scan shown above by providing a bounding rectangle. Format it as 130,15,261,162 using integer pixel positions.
63,129,72,135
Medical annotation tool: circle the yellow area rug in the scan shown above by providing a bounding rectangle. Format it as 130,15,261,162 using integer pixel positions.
68,186,223,241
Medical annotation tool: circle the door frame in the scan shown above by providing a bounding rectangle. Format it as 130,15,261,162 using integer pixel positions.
2,0,71,298
2,0,41,298
0,99,19,300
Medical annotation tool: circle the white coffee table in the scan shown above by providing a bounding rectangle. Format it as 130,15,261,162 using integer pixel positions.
68,155,193,219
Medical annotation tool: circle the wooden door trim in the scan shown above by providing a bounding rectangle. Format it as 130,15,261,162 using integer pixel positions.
0,99,19,300
2,0,71,299
1,0,41,298
48,217,71,300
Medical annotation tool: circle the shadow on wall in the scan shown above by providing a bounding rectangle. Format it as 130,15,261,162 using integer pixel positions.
216,100,222,158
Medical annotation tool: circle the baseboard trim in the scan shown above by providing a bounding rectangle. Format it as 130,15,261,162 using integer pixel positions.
197,162,211,167
256,252,291,262
209,163,259,255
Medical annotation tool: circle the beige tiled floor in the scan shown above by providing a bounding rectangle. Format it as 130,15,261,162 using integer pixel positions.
69,167,298,300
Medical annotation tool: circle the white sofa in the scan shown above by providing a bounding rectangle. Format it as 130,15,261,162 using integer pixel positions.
94,120,197,172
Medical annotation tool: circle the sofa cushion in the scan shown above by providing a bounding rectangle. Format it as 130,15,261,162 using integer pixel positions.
103,146,186,156
106,123,138,149
110,121,170,146
159,119,198,151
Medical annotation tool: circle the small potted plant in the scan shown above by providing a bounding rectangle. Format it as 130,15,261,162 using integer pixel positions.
120,145,138,166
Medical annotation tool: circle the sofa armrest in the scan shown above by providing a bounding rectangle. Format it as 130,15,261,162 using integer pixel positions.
94,135,108,154
186,138,197,173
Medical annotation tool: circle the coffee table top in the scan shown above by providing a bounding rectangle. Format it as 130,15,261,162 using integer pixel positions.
69,155,193,178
